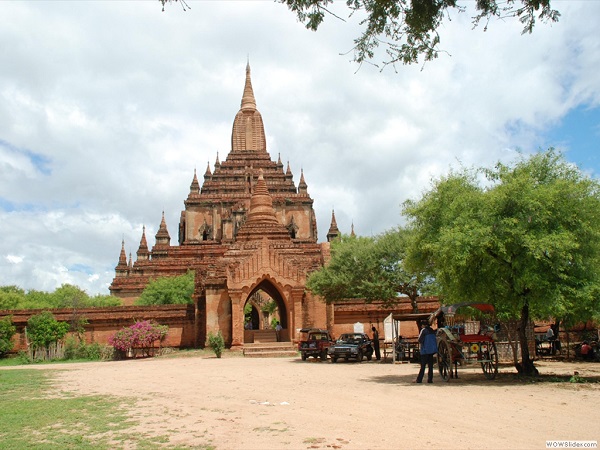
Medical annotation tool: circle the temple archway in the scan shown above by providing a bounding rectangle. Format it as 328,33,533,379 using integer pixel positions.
242,278,289,343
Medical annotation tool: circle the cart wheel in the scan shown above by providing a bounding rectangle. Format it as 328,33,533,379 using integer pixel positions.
357,350,363,362
437,339,452,382
481,342,498,380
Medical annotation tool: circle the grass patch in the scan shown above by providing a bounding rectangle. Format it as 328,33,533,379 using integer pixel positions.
0,369,201,449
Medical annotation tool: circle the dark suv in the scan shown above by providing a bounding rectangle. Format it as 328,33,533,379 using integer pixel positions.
328,333,373,363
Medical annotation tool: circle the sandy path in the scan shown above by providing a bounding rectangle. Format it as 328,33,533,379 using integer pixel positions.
7,356,600,449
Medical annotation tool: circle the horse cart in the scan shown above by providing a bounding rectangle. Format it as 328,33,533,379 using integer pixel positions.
431,303,500,381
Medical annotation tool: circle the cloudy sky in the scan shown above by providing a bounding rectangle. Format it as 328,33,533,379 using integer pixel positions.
1,1,599,296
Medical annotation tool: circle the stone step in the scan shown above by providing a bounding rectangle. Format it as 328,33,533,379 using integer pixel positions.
251,330,278,343
242,341,298,358
243,350,299,358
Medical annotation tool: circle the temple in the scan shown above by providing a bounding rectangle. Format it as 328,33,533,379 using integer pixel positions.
109,63,339,347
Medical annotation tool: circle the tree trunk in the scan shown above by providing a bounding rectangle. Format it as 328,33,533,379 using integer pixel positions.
410,294,419,314
516,301,537,375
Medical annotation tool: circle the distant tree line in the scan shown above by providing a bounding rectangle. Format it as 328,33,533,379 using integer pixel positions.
0,284,121,311
0,270,196,312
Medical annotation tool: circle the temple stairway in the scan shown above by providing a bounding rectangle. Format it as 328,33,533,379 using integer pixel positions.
242,341,298,358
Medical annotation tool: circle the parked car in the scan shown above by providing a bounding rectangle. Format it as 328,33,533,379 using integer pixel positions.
328,333,373,363
298,328,333,361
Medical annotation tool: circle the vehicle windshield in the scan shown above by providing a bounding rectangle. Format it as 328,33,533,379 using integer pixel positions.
338,334,363,344
309,333,328,340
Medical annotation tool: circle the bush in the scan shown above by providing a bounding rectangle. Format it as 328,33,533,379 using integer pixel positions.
108,320,168,358
0,316,16,357
26,311,69,351
207,331,225,358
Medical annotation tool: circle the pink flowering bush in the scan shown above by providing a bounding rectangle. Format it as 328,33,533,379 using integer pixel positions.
109,320,168,358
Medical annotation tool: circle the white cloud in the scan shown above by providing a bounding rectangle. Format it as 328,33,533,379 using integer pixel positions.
6,255,23,264
0,1,598,294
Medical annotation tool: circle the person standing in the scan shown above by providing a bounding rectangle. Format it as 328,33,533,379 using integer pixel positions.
546,326,555,354
371,326,381,361
416,320,438,384
275,321,282,342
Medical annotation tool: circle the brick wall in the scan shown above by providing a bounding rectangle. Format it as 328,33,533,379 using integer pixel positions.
1,305,196,353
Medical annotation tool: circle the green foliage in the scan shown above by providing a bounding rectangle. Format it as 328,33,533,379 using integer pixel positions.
0,286,25,310
569,374,587,384
136,271,195,305
0,315,16,356
88,293,122,307
306,230,432,309
279,0,560,67
20,289,53,309
261,300,278,314
307,234,380,302
63,336,107,361
207,331,225,358
0,284,122,310
404,149,600,320
403,149,600,371
26,311,70,351
51,284,88,308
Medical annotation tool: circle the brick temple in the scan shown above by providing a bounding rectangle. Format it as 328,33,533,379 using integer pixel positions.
110,63,340,348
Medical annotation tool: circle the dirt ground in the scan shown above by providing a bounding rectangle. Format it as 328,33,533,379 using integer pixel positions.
7,354,600,450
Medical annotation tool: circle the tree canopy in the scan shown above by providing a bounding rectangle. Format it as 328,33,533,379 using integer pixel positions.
135,271,195,306
159,0,559,67
306,229,433,310
279,0,560,67
0,284,121,311
403,149,600,373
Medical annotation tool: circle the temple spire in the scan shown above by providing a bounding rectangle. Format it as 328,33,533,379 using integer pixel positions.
241,61,257,112
137,226,149,261
189,168,200,194
245,170,278,225
231,62,266,152
155,211,171,245
298,168,308,194
235,169,292,242
118,239,127,265
327,209,340,242
115,239,128,277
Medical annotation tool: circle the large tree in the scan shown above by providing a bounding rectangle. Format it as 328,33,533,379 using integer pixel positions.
280,0,559,66
403,149,600,374
306,229,432,310
159,1,559,66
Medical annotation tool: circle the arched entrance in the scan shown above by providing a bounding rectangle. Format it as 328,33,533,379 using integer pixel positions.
242,279,288,343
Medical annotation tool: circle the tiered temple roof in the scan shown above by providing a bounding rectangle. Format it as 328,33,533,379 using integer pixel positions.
110,63,323,300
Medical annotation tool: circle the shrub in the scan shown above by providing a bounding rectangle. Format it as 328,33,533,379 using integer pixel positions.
0,316,16,357
108,320,168,358
26,311,70,351
207,331,225,358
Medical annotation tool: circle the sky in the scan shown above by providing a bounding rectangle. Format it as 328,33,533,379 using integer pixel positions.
1,1,599,296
